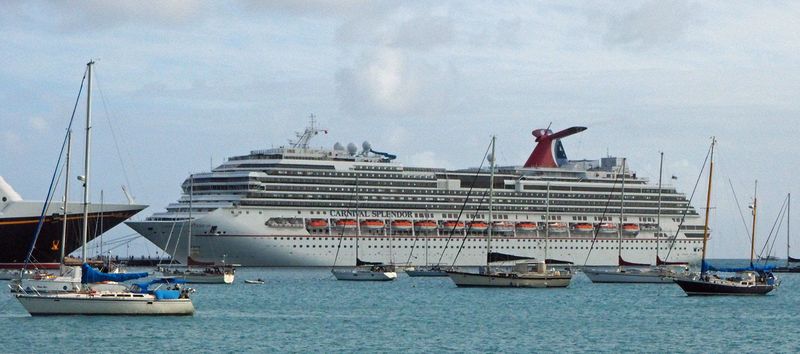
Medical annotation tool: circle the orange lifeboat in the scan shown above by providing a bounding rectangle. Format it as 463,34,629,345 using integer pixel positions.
390,220,413,230
516,222,538,232
598,223,617,234
414,220,437,231
622,223,640,235
492,221,515,234
334,219,358,229
467,221,489,232
361,219,385,230
547,222,568,233
573,223,594,233
306,219,328,229
441,221,465,231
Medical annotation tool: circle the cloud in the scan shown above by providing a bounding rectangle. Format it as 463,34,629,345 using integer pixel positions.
41,0,207,31
603,0,700,50
29,116,48,132
407,151,452,169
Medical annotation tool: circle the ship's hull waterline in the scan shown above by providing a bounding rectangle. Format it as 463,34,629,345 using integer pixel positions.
127,216,702,267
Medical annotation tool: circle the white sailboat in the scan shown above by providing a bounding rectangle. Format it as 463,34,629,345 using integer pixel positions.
157,175,234,284
331,176,397,281
446,136,573,288
14,61,195,316
584,155,689,283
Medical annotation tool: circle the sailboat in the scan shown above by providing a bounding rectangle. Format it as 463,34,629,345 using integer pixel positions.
584,155,689,283
14,61,195,315
673,139,778,295
405,214,449,277
773,194,800,273
157,175,235,284
446,136,572,288
331,176,397,281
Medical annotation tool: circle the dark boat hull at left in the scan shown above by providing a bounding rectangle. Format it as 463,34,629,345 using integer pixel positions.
0,205,146,267
673,278,775,296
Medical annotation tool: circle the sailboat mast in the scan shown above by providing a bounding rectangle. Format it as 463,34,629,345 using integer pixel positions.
788,193,791,267
750,180,758,267
355,175,360,264
81,60,94,263
486,136,496,267
700,138,716,275
545,182,550,263
656,152,663,264
188,174,193,264
618,159,626,264
60,130,72,264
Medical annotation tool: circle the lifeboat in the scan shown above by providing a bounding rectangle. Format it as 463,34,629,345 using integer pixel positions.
467,221,489,232
414,220,437,231
547,222,568,233
390,220,413,230
622,223,640,235
334,219,358,229
441,221,465,231
361,219,385,230
573,223,594,233
515,222,538,232
492,221,515,234
598,223,617,234
306,219,328,229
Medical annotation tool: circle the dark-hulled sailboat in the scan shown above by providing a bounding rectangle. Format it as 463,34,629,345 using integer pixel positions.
673,139,778,295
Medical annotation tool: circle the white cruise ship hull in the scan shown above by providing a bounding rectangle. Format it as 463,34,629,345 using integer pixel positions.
15,293,194,316
128,213,702,267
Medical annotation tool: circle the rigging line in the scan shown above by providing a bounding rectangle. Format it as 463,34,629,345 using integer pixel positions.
451,188,490,267
23,67,87,272
662,142,712,263
763,206,786,265
404,207,430,266
331,175,362,269
581,165,622,267
436,139,493,266
94,70,136,198
728,179,756,247
759,196,788,264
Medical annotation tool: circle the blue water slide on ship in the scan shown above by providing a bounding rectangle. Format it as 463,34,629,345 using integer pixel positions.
369,149,396,160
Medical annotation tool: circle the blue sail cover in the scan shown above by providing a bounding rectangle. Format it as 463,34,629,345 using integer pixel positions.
132,278,186,293
701,261,775,273
81,263,149,284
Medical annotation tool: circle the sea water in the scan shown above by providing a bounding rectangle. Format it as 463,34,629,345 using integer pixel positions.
1,261,798,353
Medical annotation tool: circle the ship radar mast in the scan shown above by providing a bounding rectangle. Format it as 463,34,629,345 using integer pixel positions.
289,114,328,149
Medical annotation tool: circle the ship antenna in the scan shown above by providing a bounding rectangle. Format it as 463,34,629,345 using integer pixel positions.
289,114,327,149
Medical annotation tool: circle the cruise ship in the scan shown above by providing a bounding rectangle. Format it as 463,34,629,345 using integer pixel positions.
0,176,146,268
127,120,706,267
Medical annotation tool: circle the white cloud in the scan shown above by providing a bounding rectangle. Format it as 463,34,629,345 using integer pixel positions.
29,116,47,131
603,0,700,50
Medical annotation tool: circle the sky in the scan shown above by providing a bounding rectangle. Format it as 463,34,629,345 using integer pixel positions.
1,1,798,259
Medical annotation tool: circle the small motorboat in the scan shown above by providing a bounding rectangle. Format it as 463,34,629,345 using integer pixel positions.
244,278,265,284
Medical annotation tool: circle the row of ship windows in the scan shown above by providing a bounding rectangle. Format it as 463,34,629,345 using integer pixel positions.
236,200,695,216
289,244,692,251
188,173,681,197
237,192,691,210
275,237,698,243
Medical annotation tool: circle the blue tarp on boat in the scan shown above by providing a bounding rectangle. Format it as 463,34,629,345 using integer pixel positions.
80,263,149,284
132,278,187,293
701,261,775,273
153,289,181,299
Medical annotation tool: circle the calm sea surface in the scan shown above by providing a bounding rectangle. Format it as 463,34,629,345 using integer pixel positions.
1,260,798,353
